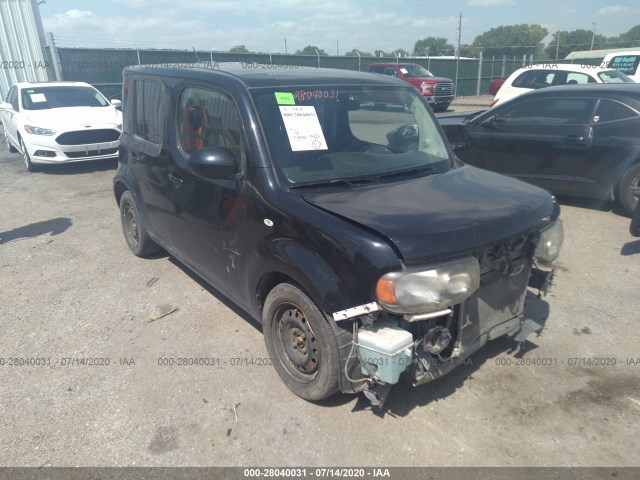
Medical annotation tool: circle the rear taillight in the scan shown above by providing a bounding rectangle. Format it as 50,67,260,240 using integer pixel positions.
490,98,499,107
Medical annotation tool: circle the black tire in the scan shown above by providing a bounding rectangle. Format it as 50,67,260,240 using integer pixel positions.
119,190,161,257
4,133,17,153
262,283,340,401
618,163,640,216
19,137,38,172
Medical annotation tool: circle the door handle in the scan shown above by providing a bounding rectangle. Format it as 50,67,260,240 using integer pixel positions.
168,172,184,188
563,135,585,143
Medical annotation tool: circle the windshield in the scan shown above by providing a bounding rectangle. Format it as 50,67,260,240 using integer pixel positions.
399,65,433,78
598,70,633,83
252,86,452,188
21,86,110,110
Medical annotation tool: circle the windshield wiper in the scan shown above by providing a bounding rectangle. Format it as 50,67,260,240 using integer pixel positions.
288,177,372,190
374,165,436,180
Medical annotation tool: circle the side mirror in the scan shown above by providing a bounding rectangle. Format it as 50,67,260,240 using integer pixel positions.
187,147,238,180
110,99,122,107
480,115,504,130
0,102,14,111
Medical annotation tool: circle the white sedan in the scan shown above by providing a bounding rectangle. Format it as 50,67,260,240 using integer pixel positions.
491,63,633,107
0,81,122,171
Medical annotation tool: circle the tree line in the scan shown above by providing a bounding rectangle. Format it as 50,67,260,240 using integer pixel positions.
229,24,640,59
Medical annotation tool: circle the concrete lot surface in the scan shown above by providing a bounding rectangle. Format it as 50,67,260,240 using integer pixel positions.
0,119,639,467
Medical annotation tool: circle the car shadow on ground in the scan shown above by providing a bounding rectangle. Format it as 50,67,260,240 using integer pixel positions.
166,256,263,333
621,239,640,256
554,194,632,218
38,158,118,175
0,217,72,244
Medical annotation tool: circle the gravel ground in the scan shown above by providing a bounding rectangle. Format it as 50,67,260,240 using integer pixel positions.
1,116,639,468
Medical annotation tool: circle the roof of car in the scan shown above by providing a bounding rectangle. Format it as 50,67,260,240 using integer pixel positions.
508,63,618,77
13,81,94,89
521,83,640,96
124,62,409,89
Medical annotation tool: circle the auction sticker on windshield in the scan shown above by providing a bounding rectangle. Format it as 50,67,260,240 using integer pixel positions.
279,105,328,151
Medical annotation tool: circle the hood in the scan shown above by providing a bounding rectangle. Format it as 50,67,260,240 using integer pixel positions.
302,165,555,262
21,106,122,129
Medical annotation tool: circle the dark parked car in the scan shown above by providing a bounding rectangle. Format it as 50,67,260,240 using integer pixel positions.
114,64,562,407
439,84,640,215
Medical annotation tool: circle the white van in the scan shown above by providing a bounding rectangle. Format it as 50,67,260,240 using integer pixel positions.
602,51,640,82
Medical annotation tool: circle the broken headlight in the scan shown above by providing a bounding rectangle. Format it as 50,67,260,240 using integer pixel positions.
375,256,480,314
534,219,564,265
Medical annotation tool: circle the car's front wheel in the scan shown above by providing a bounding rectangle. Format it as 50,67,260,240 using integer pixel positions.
262,283,340,401
618,163,640,216
119,190,161,257
19,137,38,172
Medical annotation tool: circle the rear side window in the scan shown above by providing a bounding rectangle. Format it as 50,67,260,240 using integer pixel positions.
369,66,384,74
593,99,639,123
512,70,564,89
566,72,594,85
132,79,164,145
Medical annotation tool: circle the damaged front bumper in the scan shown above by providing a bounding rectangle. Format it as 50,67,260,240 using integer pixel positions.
336,231,559,408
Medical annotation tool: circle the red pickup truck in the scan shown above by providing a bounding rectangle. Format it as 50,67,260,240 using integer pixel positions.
367,63,454,111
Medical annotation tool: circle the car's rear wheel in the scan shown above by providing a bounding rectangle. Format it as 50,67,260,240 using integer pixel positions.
618,163,640,216
19,137,38,172
4,133,17,153
119,190,161,257
262,283,340,401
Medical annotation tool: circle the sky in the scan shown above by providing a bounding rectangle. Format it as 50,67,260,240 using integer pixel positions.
38,0,640,54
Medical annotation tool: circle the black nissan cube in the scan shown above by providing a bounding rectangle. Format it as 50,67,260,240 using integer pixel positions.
114,63,563,407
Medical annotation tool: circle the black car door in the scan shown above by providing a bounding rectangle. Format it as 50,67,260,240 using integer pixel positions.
463,96,596,193
579,98,640,199
122,78,174,242
165,84,251,304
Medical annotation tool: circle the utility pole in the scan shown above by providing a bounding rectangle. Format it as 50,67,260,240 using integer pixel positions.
590,23,596,50
337,40,339,56
454,12,462,98
456,12,462,59
555,32,560,60
284,37,287,54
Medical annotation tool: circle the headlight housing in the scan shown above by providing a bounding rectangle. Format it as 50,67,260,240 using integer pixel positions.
376,256,480,314
24,125,56,135
534,219,564,265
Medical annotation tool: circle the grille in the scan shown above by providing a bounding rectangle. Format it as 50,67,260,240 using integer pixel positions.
65,147,118,158
56,129,120,146
434,83,454,96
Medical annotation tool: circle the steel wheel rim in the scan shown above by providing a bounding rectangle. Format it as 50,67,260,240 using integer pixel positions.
123,202,140,247
274,303,320,383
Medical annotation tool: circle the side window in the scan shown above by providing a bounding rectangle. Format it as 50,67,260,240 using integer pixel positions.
133,79,164,145
369,66,383,74
383,68,398,77
566,73,592,85
178,86,246,167
7,87,18,110
593,100,639,123
513,70,557,89
499,98,596,124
